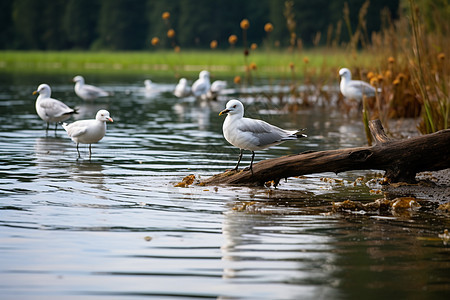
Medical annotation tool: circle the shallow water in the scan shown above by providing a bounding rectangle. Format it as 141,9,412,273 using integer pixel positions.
0,73,449,299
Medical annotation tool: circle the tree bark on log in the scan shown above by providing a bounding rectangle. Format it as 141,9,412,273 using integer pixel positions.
201,120,450,186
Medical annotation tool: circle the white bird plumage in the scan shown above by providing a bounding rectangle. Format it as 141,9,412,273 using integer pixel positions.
73,75,111,101
174,78,191,98
144,79,153,92
207,80,227,100
219,99,306,171
62,109,113,159
339,68,377,101
33,83,77,134
191,70,211,99
211,80,227,93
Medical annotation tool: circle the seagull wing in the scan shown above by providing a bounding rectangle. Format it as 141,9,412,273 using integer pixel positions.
39,98,74,117
83,84,109,98
347,80,376,97
63,121,89,138
239,118,294,147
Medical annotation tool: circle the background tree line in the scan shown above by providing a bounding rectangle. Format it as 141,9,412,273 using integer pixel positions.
3,0,441,51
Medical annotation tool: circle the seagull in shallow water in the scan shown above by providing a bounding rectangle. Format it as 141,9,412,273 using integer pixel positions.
207,80,227,100
174,78,191,98
73,75,111,101
144,79,153,92
62,109,113,159
33,83,77,134
191,70,211,99
219,99,307,172
339,68,377,101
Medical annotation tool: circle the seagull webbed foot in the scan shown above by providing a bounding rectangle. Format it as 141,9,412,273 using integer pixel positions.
243,166,254,175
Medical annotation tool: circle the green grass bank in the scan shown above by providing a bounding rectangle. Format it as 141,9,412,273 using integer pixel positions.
0,49,376,79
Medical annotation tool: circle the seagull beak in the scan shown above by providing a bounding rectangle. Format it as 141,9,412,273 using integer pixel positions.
32,90,38,95
107,117,113,122
219,109,229,116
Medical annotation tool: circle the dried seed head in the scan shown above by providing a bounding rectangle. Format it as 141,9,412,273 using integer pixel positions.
264,23,274,33
240,19,250,30
162,12,170,20
228,35,238,45
151,37,160,46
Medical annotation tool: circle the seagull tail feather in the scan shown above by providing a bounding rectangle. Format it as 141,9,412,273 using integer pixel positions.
295,128,307,138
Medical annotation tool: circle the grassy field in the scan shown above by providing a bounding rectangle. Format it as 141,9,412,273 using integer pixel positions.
0,49,376,79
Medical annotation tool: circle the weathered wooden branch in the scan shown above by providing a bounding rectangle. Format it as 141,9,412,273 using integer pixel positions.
201,120,450,186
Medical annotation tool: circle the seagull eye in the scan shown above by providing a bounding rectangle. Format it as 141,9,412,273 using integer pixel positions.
233,105,237,108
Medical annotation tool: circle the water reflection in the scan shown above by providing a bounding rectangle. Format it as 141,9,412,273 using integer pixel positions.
74,102,110,120
69,161,105,188
221,204,340,299
34,136,68,158
173,99,224,130
34,136,107,192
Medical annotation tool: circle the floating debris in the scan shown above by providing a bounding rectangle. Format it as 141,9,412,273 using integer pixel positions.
174,174,196,188
438,202,450,213
333,197,421,214
233,201,259,212
391,197,421,210
438,229,449,245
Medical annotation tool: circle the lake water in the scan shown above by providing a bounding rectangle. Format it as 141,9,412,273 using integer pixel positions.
0,73,449,299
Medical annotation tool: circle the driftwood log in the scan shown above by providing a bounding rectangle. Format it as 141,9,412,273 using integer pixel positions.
202,120,450,186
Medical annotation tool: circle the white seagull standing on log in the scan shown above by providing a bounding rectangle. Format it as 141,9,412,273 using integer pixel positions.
219,99,307,172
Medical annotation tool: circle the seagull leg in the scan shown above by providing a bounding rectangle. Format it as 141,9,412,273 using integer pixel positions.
249,151,255,174
232,149,244,171
243,151,255,174
45,122,49,135
89,144,92,160
54,123,58,136
76,143,81,159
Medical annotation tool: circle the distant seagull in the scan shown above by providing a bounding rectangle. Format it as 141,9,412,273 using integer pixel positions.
219,99,307,172
339,68,376,101
33,83,77,134
62,109,113,159
207,80,227,100
174,78,191,98
73,75,112,101
144,79,153,92
191,70,211,99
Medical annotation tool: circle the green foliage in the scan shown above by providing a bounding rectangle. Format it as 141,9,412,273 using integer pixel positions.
97,0,147,50
1,0,401,50
63,0,100,49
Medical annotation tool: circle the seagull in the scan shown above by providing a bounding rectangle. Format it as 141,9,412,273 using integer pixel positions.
207,80,227,100
174,78,191,98
73,75,111,101
191,70,211,99
144,79,153,92
33,83,77,134
62,109,113,159
211,80,227,93
219,99,307,172
339,68,376,101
